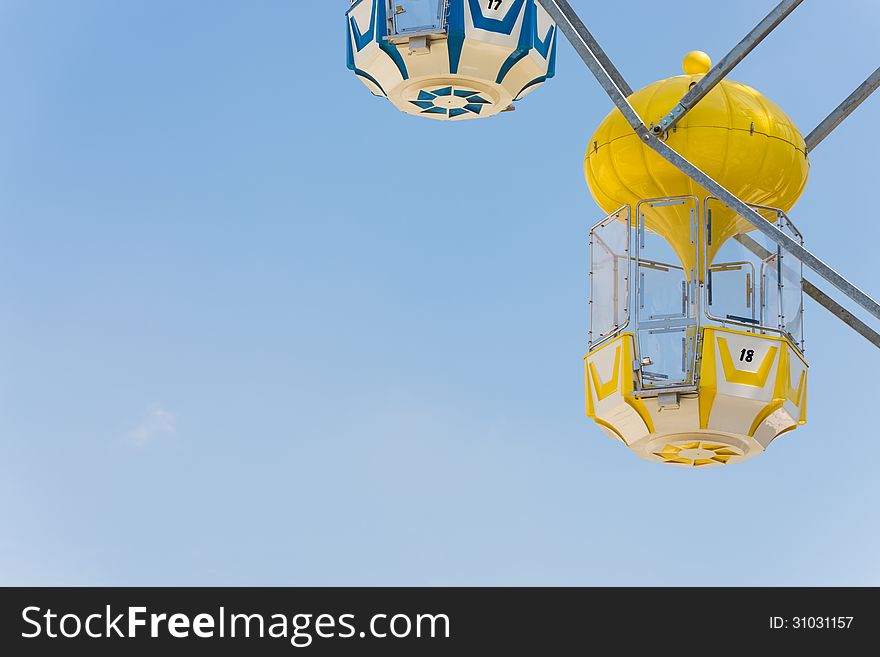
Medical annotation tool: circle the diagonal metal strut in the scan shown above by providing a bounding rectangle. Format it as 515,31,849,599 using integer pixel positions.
802,281,880,349
538,0,880,337
652,0,803,135
734,235,880,349
805,66,880,152
645,138,880,324
543,0,634,105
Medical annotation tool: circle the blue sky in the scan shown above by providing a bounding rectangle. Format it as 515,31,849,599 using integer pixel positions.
1,0,878,585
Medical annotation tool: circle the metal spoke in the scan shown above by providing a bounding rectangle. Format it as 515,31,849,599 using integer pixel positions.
652,0,803,136
803,280,880,349
538,0,633,100
805,66,880,152
734,235,880,349
541,0,880,328
645,137,880,322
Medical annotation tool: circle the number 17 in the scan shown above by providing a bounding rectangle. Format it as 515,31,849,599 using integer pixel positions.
488,0,503,9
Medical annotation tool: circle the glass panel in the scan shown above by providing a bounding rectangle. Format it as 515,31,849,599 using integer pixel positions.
638,327,696,386
635,197,698,388
707,260,757,325
761,253,782,333
392,0,446,34
762,217,804,347
778,217,804,347
704,199,804,350
590,208,630,346
638,258,688,323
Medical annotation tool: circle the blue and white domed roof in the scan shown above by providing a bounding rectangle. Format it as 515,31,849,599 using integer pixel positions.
346,0,557,120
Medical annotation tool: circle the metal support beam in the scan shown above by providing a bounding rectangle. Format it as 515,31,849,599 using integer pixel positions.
805,66,880,152
733,234,880,349
542,0,880,327
644,137,880,322
653,0,803,135
538,0,633,100
803,280,880,349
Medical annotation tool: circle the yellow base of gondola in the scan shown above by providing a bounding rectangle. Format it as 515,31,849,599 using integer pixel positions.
585,327,807,465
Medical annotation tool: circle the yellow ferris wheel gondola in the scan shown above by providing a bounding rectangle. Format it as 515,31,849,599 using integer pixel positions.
583,53,811,466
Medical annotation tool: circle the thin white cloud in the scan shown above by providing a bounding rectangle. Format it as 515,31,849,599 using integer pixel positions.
127,405,177,447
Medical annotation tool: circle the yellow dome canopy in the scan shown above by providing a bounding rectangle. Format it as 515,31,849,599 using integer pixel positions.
584,52,810,272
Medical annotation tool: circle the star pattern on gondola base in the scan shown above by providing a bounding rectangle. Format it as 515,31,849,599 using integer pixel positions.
652,441,742,467
409,86,492,118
